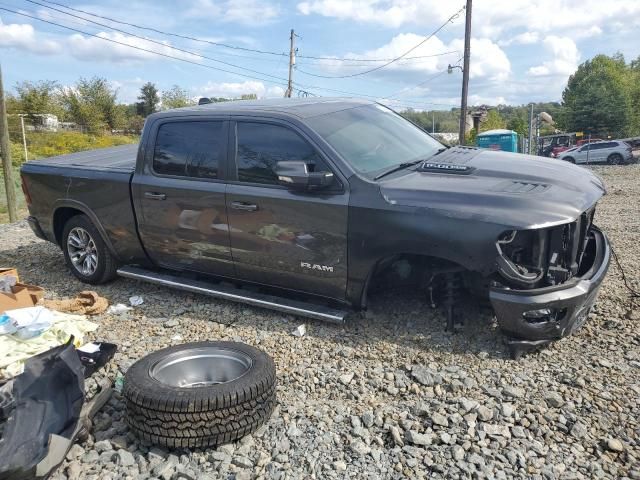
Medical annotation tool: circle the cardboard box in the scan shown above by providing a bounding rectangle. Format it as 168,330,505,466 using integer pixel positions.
0,268,19,283
0,283,44,313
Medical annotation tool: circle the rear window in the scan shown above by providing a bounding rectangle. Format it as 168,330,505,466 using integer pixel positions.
153,121,225,179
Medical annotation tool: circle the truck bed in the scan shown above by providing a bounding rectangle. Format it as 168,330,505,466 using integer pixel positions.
30,144,138,172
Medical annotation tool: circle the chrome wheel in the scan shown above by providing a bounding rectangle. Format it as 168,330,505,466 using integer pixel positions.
149,347,253,388
67,227,99,276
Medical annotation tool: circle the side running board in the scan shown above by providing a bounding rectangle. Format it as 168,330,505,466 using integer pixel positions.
117,265,349,324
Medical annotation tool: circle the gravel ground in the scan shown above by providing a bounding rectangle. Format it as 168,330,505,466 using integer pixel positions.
1,165,639,480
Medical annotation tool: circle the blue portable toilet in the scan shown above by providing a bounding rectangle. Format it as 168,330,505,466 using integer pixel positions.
476,129,519,153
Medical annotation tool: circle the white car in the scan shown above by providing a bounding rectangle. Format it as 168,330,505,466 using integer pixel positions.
558,140,633,165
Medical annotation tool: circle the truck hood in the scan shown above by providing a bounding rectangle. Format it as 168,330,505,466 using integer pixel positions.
378,147,606,230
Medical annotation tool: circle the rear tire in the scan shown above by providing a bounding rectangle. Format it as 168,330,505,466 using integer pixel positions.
123,341,277,448
607,153,623,165
62,214,118,284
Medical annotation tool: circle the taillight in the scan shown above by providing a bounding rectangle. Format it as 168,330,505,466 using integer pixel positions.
20,174,32,206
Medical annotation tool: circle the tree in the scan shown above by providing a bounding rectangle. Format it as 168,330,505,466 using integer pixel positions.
14,80,64,121
506,114,528,137
137,82,159,117
60,77,122,133
161,85,194,110
561,54,630,138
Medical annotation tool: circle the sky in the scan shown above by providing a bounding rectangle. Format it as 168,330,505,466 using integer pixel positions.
1,0,640,111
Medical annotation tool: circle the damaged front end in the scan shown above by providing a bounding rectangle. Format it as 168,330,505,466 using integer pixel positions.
489,208,611,358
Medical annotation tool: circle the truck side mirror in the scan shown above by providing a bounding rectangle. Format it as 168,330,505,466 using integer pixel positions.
275,161,333,191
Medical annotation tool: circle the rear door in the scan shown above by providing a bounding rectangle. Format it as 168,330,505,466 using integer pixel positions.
225,118,349,301
132,117,235,276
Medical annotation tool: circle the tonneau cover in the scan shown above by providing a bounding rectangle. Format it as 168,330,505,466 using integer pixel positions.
27,144,138,172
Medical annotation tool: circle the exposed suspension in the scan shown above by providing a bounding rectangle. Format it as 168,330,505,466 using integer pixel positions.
444,272,463,332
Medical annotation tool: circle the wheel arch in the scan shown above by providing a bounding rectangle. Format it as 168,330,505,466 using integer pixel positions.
358,252,471,309
52,200,119,259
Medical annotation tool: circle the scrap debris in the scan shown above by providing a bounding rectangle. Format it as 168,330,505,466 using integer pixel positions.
43,291,109,316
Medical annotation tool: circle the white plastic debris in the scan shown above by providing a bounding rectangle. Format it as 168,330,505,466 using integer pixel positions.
107,304,133,315
129,295,144,306
291,324,306,337
171,334,183,341
78,342,101,354
3,306,54,340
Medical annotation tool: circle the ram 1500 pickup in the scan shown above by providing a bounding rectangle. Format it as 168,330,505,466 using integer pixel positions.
20,98,611,357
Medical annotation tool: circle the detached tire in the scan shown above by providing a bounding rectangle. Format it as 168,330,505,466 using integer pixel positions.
123,342,276,449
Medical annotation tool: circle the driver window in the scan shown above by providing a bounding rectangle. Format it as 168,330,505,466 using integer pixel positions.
236,122,332,185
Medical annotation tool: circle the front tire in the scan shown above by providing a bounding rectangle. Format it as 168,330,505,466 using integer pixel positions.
62,214,118,284
564,156,575,164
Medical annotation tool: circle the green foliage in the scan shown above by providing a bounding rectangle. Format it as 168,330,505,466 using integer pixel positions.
561,54,631,137
14,80,65,120
59,77,123,133
138,82,160,117
506,114,528,136
161,85,195,110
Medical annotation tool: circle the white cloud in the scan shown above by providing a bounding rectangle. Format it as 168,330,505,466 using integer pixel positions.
0,21,60,54
67,32,202,63
184,0,280,26
309,34,510,85
296,0,640,42
199,80,283,99
499,31,540,47
527,36,579,77
297,0,458,29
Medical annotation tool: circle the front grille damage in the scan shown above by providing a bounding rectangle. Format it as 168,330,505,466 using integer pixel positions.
495,207,596,289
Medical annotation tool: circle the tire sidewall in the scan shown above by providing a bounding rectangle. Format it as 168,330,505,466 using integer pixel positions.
564,157,575,164
62,215,110,284
123,341,276,410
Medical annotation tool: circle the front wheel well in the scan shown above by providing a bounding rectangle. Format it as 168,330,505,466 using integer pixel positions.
53,207,84,246
360,253,471,308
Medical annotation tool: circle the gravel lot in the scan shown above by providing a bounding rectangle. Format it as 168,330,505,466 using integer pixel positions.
1,165,639,480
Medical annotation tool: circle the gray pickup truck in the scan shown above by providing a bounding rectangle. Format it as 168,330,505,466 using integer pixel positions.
20,98,611,357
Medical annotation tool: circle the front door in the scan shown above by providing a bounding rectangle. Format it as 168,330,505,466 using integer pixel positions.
226,120,349,301
132,118,235,277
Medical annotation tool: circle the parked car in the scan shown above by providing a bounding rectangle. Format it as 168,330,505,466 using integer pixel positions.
20,98,611,358
558,140,633,165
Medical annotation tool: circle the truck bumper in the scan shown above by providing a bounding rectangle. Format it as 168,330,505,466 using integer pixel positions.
27,215,48,241
490,226,610,358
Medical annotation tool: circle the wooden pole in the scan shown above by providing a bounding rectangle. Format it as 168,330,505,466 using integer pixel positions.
20,115,28,162
0,64,18,223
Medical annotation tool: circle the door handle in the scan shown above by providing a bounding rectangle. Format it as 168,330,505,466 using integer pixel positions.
231,201,258,212
144,192,166,200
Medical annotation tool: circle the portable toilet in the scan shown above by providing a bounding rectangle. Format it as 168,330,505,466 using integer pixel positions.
476,129,519,153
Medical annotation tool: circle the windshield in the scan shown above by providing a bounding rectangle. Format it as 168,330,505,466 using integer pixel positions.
307,104,443,177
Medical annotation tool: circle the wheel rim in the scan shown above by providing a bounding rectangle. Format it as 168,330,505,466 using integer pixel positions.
67,227,99,276
610,154,622,165
149,347,253,388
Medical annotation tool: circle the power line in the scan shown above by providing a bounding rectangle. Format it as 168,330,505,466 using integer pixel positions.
32,0,290,57
23,0,289,84
0,7,290,89
385,70,450,99
36,0,459,65
294,5,465,79
297,50,460,63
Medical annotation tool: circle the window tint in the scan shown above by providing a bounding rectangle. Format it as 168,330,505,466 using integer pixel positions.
236,122,329,185
153,121,224,179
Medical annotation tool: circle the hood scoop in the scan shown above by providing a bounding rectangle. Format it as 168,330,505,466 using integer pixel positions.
492,180,550,194
419,162,476,175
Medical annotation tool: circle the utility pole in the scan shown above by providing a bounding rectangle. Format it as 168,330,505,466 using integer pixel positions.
285,29,296,98
528,103,534,155
0,64,17,223
458,0,472,145
20,115,28,162
432,112,435,134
